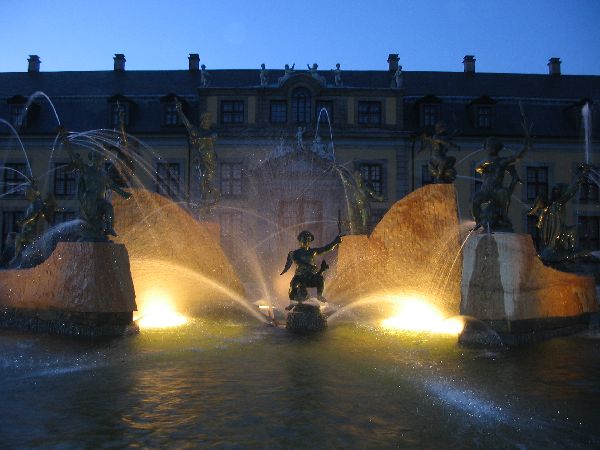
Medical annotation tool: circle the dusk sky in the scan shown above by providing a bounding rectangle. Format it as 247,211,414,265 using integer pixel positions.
2,0,600,75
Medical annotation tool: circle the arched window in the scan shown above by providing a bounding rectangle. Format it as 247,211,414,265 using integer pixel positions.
291,87,311,123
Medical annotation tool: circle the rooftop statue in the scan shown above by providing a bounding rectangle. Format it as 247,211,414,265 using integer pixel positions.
280,230,342,305
260,63,268,86
175,100,219,205
278,63,295,85
59,127,131,240
340,168,384,235
332,63,342,86
392,65,403,88
200,64,210,87
528,164,591,262
472,133,531,232
419,121,460,184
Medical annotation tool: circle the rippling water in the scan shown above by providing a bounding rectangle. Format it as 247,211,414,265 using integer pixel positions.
0,320,598,448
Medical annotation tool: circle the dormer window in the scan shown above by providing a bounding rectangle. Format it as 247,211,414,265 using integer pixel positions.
164,102,180,126
469,96,496,130
476,105,492,129
10,104,26,128
110,102,129,128
421,104,439,127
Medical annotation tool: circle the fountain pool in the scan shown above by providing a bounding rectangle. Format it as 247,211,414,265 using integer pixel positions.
0,321,599,448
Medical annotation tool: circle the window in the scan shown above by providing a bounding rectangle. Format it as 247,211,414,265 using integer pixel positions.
110,102,129,128
421,164,433,186
270,101,287,123
579,178,599,203
316,101,333,124
220,211,243,238
10,104,26,128
53,163,76,197
291,87,311,123
221,101,244,124
1,211,23,251
277,199,323,242
1,163,27,197
163,102,180,126
156,162,181,198
358,163,384,197
476,106,492,129
527,215,542,252
578,216,600,250
220,162,243,197
526,167,548,202
358,101,381,125
421,104,439,127
52,210,77,225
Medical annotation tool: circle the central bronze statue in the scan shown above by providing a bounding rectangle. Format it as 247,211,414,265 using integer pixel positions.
280,230,342,303
419,121,460,184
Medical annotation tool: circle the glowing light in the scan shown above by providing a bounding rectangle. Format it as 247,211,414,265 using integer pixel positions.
135,290,188,329
380,295,464,335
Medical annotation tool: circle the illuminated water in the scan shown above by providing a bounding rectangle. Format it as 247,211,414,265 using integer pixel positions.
0,322,598,448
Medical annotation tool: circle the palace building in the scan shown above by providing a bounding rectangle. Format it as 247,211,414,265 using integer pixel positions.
1,53,599,255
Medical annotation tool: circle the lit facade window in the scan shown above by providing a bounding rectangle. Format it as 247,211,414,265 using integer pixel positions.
53,163,77,197
1,211,23,251
221,100,244,124
291,87,311,123
1,163,27,197
220,211,243,238
270,101,287,123
358,162,383,197
526,167,548,202
220,162,243,197
358,101,381,125
156,162,181,198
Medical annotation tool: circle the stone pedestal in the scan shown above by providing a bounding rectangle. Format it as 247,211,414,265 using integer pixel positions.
0,242,137,336
461,233,598,344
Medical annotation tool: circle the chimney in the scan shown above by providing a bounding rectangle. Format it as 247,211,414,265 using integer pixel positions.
548,57,561,75
28,55,41,73
188,53,200,71
463,55,476,74
114,54,126,71
387,53,399,72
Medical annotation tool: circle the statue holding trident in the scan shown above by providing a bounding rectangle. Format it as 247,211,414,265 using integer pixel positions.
175,99,219,206
280,231,342,306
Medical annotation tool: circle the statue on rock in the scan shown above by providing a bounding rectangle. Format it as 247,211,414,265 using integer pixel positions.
528,164,592,262
280,230,342,305
472,135,531,232
12,180,60,262
60,127,132,241
175,100,219,208
419,121,460,184
340,169,384,235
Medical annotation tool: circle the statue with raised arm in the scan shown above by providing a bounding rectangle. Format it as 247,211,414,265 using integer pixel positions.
175,100,219,205
341,169,384,234
419,121,460,184
528,164,591,262
59,127,131,240
280,230,342,305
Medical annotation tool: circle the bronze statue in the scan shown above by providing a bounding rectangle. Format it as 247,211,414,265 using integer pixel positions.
13,180,59,260
472,136,530,231
60,127,131,240
280,230,342,305
528,165,591,261
419,121,460,184
175,100,219,204
340,169,384,235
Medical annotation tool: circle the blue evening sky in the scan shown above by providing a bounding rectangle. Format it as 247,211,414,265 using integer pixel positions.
1,0,600,74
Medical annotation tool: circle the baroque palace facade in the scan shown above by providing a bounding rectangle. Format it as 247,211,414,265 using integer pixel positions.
0,53,599,252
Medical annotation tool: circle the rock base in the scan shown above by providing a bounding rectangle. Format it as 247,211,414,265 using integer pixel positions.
0,308,137,337
286,303,327,333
